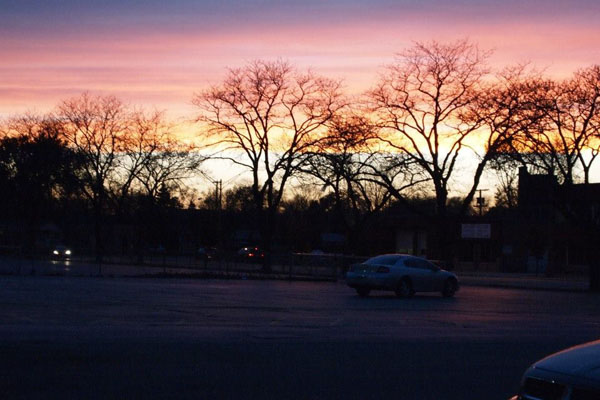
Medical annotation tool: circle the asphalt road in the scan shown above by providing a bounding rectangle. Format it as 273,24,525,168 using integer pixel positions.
1,277,599,399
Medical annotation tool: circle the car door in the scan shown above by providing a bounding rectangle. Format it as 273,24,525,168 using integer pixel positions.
413,258,443,292
404,257,441,292
401,257,428,291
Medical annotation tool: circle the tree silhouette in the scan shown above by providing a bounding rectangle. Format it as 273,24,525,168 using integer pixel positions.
0,114,82,250
461,65,544,215
193,60,345,269
508,66,600,185
302,113,392,250
369,39,490,218
58,93,127,262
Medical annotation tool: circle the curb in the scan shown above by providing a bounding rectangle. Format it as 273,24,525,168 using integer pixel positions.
460,279,588,293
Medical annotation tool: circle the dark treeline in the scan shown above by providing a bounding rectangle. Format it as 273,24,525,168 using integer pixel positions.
1,40,599,286
0,96,201,261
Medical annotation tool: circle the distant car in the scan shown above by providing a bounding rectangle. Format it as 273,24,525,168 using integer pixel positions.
51,244,72,259
346,254,459,297
196,246,217,261
237,246,265,262
509,340,600,400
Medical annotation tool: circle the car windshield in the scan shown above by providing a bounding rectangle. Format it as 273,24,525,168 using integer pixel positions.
364,255,402,266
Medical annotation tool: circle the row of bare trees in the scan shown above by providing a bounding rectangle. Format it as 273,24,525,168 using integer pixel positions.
1,94,201,260
192,41,600,265
2,39,599,270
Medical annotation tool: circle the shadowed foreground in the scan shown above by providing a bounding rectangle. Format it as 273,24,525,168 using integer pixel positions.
1,277,598,399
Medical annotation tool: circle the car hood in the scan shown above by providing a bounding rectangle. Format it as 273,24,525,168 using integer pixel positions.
533,340,600,382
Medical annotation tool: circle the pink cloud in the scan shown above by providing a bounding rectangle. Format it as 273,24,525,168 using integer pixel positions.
1,11,599,117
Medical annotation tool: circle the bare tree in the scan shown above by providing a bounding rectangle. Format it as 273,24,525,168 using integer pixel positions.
302,113,392,250
490,155,520,209
105,109,202,260
113,109,201,207
461,65,545,214
489,67,600,291
58,92,127,262
369,40,490,218
554,65,600,184
193,60,344,267
508,66,600,184
112,109,166,211
134,137,202,202
575,65,600,183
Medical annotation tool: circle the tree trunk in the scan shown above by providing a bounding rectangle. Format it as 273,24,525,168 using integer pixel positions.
434,182,447,219
94,185,106,273
261,207,274,273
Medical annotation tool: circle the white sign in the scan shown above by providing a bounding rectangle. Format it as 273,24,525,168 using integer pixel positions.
461,224,491,239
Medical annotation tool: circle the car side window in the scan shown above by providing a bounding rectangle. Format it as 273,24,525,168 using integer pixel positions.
424,260,440,271
415,258,428,269
416,258,439,271
405,257,436,270
366,255,401,266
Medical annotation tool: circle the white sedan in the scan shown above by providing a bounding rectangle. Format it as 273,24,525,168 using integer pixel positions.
346,254,459,297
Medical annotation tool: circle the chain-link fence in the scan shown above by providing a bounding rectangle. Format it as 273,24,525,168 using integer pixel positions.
0,252,368,281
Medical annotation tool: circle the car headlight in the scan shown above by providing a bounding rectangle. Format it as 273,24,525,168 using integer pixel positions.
65,250,71,255
53,250,59,255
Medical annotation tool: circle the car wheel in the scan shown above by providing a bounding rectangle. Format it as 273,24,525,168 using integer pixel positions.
395,278,413,298
356,288,371,297
442,278,457,297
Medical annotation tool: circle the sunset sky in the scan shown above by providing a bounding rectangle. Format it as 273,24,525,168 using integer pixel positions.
2,0,600,126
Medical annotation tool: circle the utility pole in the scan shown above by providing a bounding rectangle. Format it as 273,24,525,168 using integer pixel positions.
475,189,489,217
214,180,222,211
214,180,222,249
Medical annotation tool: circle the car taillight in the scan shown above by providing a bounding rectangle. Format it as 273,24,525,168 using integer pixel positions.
376,266,390,273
